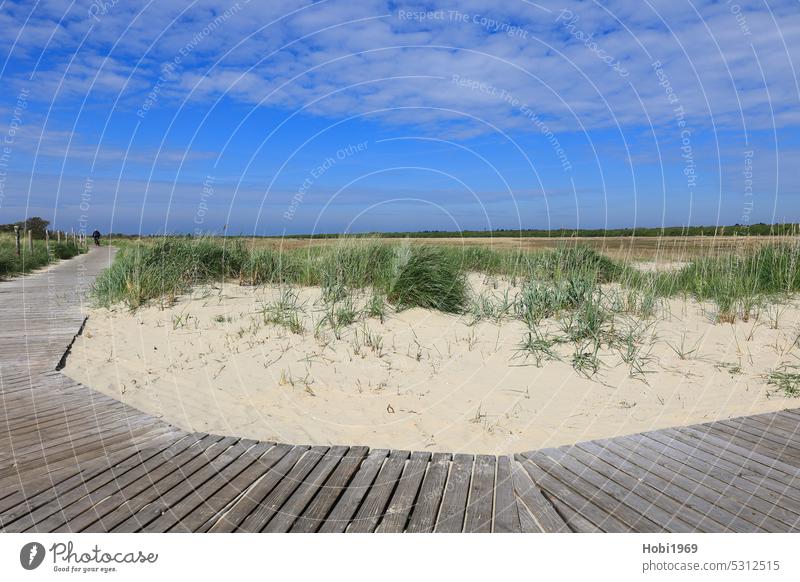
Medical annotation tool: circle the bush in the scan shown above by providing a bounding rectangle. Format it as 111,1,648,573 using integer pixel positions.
52,241,82,260
0,238,84,279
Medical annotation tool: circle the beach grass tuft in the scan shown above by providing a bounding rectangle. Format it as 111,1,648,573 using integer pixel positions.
92,236,800,330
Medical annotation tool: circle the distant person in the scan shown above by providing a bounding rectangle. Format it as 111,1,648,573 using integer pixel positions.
91,230,101,246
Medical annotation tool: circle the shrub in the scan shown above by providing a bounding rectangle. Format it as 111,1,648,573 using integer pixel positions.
0,238,84,279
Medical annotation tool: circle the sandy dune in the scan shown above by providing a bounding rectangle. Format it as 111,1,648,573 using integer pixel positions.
64,276,800,454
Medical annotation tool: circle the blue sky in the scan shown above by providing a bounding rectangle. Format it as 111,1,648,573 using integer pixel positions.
0,0,798,235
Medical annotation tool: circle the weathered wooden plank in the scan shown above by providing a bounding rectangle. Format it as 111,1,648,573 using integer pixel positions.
676,426,800,478
510,458,570,533
716,417,800,461
317,449,389,533
0,430,188,520
516,455,629,532
659,428,800,494
595,437,761,532
526,449,661,532
563,444,697,533
464,454,495,533
289,446,369,533
406,452,451,533
695,421,800,465
177,443,282,532
206,444,306,533
640,429,800,507
493,456,520,533
3,424,181,484
375,451,430,533
346,449,409,533
79,435,228,532
747,412,800,437
435,453,473,533
141,441,274,533
525,447,664,532
237,446,329,532
4,434,197,532
623,434,800,530
263,446,349,533
110,437,244,532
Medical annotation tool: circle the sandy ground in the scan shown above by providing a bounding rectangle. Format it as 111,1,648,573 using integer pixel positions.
64,275,800,454
631,261,690,273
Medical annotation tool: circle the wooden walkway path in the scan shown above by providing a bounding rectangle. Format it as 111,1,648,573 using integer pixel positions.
1,249,800,532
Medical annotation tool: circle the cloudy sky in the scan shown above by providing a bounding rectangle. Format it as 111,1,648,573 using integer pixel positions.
0,0,798,234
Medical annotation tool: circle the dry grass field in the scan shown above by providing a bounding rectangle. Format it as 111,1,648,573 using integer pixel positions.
180,235,798,263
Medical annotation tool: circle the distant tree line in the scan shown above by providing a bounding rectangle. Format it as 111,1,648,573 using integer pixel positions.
270,223,800,239
0,217,51,239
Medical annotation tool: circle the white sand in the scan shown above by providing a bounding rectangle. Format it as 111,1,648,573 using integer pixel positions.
64,275,800,454
632,261,691,272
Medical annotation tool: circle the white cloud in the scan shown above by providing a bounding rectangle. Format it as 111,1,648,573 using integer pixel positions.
0,0,795,137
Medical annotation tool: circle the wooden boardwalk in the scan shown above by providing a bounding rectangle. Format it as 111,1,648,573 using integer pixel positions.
2,248,800,532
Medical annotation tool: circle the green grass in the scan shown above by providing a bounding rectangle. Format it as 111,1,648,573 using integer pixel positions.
92,238,248,308
515,328,560,367
94,236,800,324
0,235,85,280
260,288,305,334
95,238,470,313
645,243,800,322
767,364,800,396
387,246,467,313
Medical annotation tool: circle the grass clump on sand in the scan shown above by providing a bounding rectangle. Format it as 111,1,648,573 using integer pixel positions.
767,364,800,396
516,277,596,325
93,237,468,313
648,242,800,322
0,235,84,280
260,288,305,334
93,238,248,308
320,243,396,289
388,246,467,313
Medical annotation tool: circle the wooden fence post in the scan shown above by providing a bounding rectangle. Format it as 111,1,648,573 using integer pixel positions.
14,225,20,256
27,229,33,252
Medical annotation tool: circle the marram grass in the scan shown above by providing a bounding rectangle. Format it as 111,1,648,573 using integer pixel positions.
92,237,800,324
